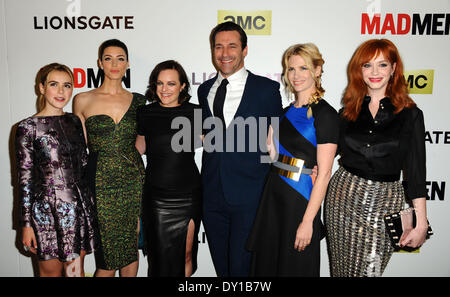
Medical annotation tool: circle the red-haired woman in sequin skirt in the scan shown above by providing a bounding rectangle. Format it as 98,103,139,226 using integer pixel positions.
324,39,430,277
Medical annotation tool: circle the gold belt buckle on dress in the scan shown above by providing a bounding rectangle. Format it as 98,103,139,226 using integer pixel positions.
273,154,305,182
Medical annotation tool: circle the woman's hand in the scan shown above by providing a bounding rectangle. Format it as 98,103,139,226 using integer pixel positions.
311,165,318,177
135,135,146,155
399,224,428,248
293,143,336,252
266,125,277,161
294,221,313,252
22,227,37,254
399,198,429,249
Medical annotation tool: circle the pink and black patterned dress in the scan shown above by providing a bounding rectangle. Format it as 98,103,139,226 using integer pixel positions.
15,113,97,262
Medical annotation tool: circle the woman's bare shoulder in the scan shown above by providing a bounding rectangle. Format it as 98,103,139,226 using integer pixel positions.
74,89,99,101
73,89,103,108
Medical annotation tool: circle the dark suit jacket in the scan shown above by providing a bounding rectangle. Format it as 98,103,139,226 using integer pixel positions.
198,70,283,209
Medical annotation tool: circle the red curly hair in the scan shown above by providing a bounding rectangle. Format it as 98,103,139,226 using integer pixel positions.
341,39,416,121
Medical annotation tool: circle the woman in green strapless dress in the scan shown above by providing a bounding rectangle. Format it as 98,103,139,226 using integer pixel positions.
73,39,146,276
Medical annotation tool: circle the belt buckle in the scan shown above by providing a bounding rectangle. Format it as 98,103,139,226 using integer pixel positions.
277,155,305,182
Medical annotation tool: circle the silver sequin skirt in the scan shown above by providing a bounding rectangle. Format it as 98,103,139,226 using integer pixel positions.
324,166,405,277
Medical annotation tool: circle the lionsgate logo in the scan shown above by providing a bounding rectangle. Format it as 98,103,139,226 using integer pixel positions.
33,0,134,30
171,109,279,164
33,15,134,30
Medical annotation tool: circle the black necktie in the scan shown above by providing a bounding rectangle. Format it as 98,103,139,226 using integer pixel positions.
213,78,229,127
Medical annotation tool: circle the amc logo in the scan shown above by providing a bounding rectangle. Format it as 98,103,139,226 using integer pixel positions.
218,10,272,35
403,70,434,94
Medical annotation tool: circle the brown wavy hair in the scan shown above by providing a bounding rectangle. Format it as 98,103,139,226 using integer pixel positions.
36,63,74,112
341,39,415,121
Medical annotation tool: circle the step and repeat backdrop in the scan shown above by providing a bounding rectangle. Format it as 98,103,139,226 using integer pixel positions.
1,0,448,276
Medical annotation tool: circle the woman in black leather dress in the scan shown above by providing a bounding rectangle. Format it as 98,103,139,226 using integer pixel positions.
136,60,202,276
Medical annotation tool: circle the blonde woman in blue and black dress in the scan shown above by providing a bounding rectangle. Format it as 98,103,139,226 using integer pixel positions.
247,43,339,276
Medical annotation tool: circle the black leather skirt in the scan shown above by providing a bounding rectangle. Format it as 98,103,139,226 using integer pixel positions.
142,186,202,276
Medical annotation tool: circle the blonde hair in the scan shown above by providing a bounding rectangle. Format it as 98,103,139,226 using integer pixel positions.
37,63,74,112
282,43,325,117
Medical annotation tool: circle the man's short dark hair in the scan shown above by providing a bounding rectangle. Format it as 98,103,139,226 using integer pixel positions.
210,21,248,50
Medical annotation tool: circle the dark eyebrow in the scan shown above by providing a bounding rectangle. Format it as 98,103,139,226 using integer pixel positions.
215,42,239,47
157,80,177,83
103,54,126,57
47,80,72,84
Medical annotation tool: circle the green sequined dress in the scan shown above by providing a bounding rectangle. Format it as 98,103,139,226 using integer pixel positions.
85,92,146,270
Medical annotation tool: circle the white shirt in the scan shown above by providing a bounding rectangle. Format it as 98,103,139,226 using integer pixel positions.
207,67,248,128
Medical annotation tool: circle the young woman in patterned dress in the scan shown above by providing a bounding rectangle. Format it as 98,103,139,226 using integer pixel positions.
16,63,96,277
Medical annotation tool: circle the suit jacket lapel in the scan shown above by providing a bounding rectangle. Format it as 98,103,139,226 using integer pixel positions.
233,70,253,119
201,75,217,118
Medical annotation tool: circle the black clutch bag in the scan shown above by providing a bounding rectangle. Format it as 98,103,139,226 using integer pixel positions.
384,207,433,250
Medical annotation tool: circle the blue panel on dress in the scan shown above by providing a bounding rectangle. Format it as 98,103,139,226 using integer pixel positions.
274,139,313,201
285,106,317,147
273,106,317,201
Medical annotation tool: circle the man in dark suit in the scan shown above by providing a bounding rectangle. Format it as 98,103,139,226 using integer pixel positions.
198,21,283,276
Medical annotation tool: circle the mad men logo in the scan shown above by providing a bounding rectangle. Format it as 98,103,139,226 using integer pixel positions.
404,70,434,94
72,68,131,89
426,181,445,201
33,15,134,30
361,13,450,35
218,10,272,35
